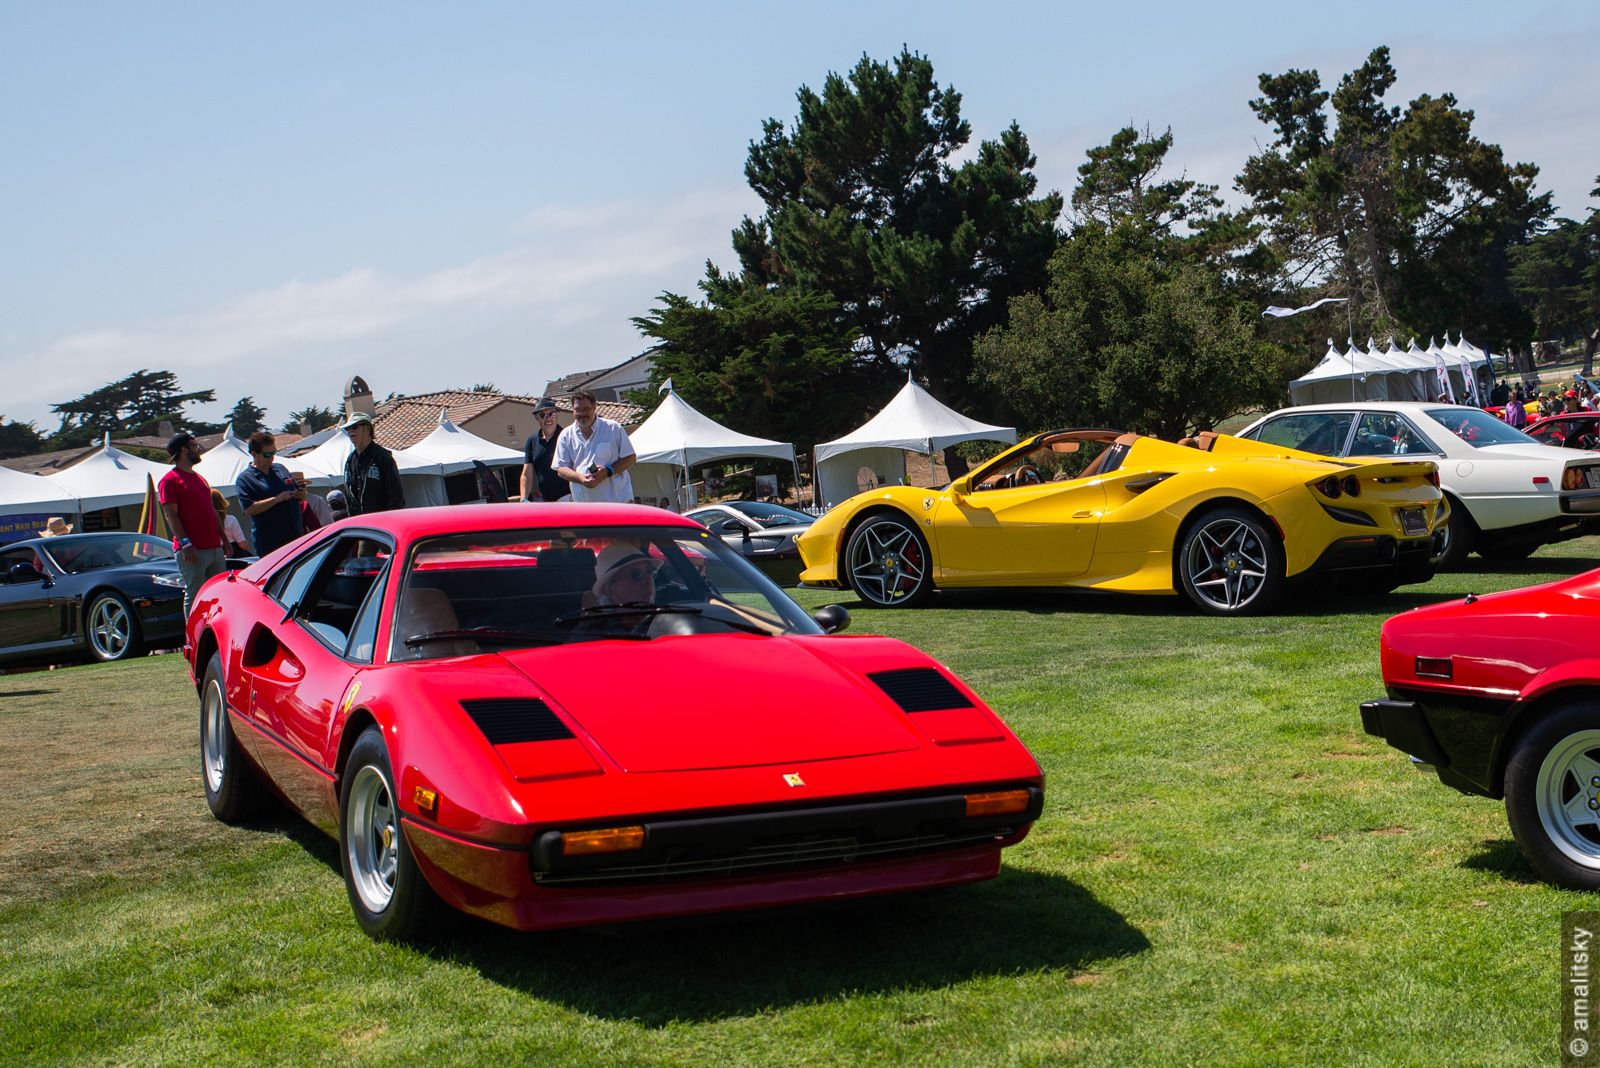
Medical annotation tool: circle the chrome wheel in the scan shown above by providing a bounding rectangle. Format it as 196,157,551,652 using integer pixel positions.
846,517,929,606
88,595,132,660
202,675,226,794
1184,516,1270,612
345,765,399,914
1534,729,1600,870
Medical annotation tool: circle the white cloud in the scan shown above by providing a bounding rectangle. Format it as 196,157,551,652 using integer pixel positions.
3,188,758,429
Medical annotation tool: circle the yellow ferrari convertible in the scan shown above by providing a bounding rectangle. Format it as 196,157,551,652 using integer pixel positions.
796,429,1448,615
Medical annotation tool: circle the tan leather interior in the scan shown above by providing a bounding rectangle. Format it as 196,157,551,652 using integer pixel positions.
393,587,478,660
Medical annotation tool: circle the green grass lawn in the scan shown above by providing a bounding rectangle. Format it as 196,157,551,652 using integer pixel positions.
4,545,1598,1065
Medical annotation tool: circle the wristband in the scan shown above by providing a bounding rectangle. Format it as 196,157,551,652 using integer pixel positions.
603,465,614,477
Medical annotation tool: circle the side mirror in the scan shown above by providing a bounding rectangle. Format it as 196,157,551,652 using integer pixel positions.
8,562,44,584
812,603,850,634
949,475,972,498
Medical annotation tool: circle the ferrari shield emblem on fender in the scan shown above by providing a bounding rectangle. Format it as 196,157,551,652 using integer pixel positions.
922,498,933,511
783,773,805,787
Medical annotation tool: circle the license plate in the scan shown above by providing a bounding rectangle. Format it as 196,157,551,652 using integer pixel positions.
1585,467,1600,490
1399,508,1427,537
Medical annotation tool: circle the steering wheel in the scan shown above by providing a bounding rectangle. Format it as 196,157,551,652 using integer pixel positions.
1014,464,1042,486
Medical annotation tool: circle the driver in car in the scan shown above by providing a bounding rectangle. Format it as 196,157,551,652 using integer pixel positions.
590,543,657,607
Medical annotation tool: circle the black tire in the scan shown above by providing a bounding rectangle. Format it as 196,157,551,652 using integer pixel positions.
1176,507,1285,616
339,728,440,941
199,653,267,824
843,513,934,608
85,591,143,662
1505,704,1600,890
1432,497,1474,571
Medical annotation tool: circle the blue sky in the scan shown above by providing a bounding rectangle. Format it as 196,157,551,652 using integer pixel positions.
3,1,1596,433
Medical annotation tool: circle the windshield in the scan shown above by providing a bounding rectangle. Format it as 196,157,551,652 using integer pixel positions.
391,525,822,660
1424,407,1539,448
727,501,814,526
42,534,175,574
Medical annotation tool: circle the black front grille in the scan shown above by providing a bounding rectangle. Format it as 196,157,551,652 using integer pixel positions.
532,827,1014,886
869,667,972,712
460,698,573,745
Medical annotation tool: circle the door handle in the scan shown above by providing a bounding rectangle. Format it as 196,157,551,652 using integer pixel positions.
1071,510,1092,519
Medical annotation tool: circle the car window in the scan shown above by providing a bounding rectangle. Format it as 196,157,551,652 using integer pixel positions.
685,510,725,528
296,537,393,654
1424,407,1539,448
1248,413,1356,456
345,557,391,662
1350,413,1435,456
727,501,814,525
43,534,174,574
975,439,1108,491
0,547,40,583
269,542,335,608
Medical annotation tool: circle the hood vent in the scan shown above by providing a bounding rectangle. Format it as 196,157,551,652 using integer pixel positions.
461,698,573,745
868,668,972,713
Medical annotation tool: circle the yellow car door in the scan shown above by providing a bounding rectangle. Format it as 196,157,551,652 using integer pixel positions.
932,477,1107,585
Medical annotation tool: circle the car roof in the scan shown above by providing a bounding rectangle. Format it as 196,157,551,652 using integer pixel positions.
1258,402,1476,414
314,502,704,541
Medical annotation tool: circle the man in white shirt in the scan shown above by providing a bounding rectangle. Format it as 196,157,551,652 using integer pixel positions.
553,389,637,503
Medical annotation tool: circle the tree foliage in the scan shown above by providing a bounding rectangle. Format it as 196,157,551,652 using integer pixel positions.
976,127,1290,437
283,405,338,434
1238,46,1550,346
633,274,876,448
1511,177,1600,371
638,48,1062,437
49,369,217,447
225,397,268,436
0,417,44,459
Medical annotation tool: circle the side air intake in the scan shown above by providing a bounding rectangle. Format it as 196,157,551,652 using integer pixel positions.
460,698,574,745
868,668,973,713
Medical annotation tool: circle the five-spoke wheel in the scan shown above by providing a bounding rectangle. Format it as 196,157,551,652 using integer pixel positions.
844,514,933,607
1177,508,1284,616
1507,708,1600,890
340,728,438,940
199,653,265,823
86,591,141,662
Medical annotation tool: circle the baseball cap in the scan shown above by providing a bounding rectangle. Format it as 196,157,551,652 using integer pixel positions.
1566,390,1579,399
166,431,196,456
533,397,558,414
342,412,374,432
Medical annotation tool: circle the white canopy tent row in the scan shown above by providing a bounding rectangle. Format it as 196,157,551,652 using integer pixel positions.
44,436,174,511
626,389,799,510
813,376,1016,508
1288,335,1494,406
193,424,254,494
0,462,76,528
393,413,525,506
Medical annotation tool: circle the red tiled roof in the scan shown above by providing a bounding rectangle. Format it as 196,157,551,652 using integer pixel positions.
372,390,644,447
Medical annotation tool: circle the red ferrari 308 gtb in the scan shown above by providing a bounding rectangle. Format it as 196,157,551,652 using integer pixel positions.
1363,571,1600,890
185,504,1043,939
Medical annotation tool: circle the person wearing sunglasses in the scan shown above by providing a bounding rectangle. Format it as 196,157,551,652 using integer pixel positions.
590,543,657,607
519,397,570,503
236,430,305,557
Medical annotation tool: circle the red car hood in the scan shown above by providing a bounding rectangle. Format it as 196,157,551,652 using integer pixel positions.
498,636,922,773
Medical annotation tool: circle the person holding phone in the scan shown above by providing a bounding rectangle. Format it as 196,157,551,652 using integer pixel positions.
236,430,306,557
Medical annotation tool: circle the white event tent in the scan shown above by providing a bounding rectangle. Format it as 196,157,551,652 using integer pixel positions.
627,389,798,509
289,433,356,488
0,463,76,520
394,413,525,506
813,377,1015,508
194,425,253,494
1289,335,1494,406
44,436,173,511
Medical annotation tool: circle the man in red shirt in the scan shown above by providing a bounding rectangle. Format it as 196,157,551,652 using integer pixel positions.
158,431,226,618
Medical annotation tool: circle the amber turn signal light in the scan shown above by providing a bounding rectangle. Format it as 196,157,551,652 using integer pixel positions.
964,789,1030,817
1415,656,1453,680
561,825,646,856
412,787,439,818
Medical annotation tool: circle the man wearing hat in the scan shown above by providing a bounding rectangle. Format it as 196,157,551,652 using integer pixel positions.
157,431,226,618
590,543,657,607
519,398,569,503
341,412,405,516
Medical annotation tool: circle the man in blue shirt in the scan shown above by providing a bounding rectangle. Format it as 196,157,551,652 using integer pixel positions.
236,430,305,556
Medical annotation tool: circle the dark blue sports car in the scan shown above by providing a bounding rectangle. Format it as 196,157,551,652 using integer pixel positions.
0,532,197,665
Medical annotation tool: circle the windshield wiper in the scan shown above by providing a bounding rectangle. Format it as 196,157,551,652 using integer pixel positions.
403,626,557,648
553,602,694,626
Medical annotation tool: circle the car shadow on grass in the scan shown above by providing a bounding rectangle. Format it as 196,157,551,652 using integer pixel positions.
825,587,1457,620
432,866,1147,1025
1459,838,1541,884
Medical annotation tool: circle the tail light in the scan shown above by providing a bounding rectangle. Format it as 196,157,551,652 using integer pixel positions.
1341,475,1361,497
1425,469,1440,488
1563,468,1585,491
1315,476,1343,499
